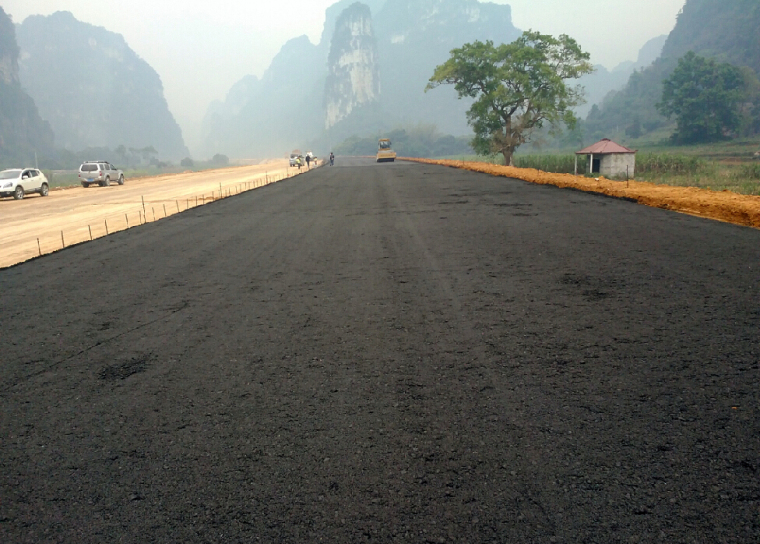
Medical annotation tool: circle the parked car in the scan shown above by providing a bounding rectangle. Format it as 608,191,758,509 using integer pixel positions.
0,168,50,200
78,161,125,187
289,153,303,167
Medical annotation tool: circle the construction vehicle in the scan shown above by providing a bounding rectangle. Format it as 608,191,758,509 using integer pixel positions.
376,138,396,163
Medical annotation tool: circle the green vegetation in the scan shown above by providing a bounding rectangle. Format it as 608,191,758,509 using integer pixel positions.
634,159,760,195
583,0,760,144
37,148,242,189
0,7,55,166
427,32,593,165
515,154,586,173
444,144,760,196
658,52,750,143
17,11,187,159
661,0,760,76
334,125,472,158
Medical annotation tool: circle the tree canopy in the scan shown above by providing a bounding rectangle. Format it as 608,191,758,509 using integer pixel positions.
658,51,747,143
426,31,593,165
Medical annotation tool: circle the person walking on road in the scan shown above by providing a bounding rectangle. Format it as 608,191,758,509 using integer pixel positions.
329,152,335,166
305,154,311,169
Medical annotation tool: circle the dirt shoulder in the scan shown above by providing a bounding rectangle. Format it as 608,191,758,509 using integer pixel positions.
0,160,302,268
405,158,760,229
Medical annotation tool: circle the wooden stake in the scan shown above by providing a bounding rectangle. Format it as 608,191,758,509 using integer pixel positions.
37,238,41,256
105,219,109,235
125,213,129,227
88,225,93,240
61,231,65,248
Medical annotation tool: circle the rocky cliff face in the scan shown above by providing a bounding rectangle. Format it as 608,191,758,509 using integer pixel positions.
16,11,187,159
0,7,54,164
201,35,324,158
324,3,380,129
374,0,520,136
202,0,520,157
585,0,760,141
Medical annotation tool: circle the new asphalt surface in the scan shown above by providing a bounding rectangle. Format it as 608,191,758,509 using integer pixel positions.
1,158,759,543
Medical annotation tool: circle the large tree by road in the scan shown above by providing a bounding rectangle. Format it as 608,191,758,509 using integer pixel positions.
426,31,593,165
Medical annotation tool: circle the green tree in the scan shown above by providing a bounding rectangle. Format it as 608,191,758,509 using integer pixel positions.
426,31,593,165
737,66,760,137
625,116,643,139
211,153,229,166
657,51,746,143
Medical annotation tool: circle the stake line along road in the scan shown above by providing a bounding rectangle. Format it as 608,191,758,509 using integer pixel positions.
1,158,758,543
0,160,294,268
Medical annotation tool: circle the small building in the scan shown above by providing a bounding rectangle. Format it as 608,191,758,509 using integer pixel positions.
575,138,636,180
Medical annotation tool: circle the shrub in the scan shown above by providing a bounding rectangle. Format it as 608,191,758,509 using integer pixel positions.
211,154,229,166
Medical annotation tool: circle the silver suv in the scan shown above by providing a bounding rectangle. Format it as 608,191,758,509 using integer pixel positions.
79,161,125,188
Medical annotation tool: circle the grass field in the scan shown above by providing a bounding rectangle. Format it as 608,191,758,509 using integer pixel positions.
443,138,760,196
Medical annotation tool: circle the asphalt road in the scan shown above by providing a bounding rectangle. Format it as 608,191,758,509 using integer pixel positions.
1,158,759,543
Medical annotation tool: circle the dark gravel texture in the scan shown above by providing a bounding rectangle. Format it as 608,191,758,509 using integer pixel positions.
1,158,759,543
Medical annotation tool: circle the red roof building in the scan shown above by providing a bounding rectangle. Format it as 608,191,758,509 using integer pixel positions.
575,138,637,179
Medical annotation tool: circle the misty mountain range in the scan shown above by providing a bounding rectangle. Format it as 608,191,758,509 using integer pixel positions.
202,0,526,157
16,11,187,160
585,0,760,143
0,6,53,165
6,0,753,166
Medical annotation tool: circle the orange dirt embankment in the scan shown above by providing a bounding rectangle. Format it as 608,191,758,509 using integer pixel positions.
405,158,760,229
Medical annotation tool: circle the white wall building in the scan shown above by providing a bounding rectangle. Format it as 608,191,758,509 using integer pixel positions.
576,139,636,180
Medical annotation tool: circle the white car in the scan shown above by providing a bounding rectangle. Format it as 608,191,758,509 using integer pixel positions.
0,168,50,200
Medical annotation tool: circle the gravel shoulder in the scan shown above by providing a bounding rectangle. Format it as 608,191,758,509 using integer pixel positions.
0,161,292,268
1,158,758,543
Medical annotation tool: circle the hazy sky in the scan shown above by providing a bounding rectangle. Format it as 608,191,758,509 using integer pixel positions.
3,0,686,151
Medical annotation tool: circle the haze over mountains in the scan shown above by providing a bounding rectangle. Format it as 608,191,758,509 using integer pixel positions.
585,0,760,143
16,11,187,160
4,0,756,166
0,6,53,164
201,0,524,157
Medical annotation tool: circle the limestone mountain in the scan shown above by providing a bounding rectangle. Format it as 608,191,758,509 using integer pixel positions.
16,11,187,159
584,0,760,142
202,35,324,158
324,3,380,130
575,35,667,118
373,0,520,135
0,7,54,165
201,0,520,158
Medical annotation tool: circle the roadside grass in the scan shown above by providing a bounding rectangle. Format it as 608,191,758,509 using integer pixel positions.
442,139,760,196
44,164,244,190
